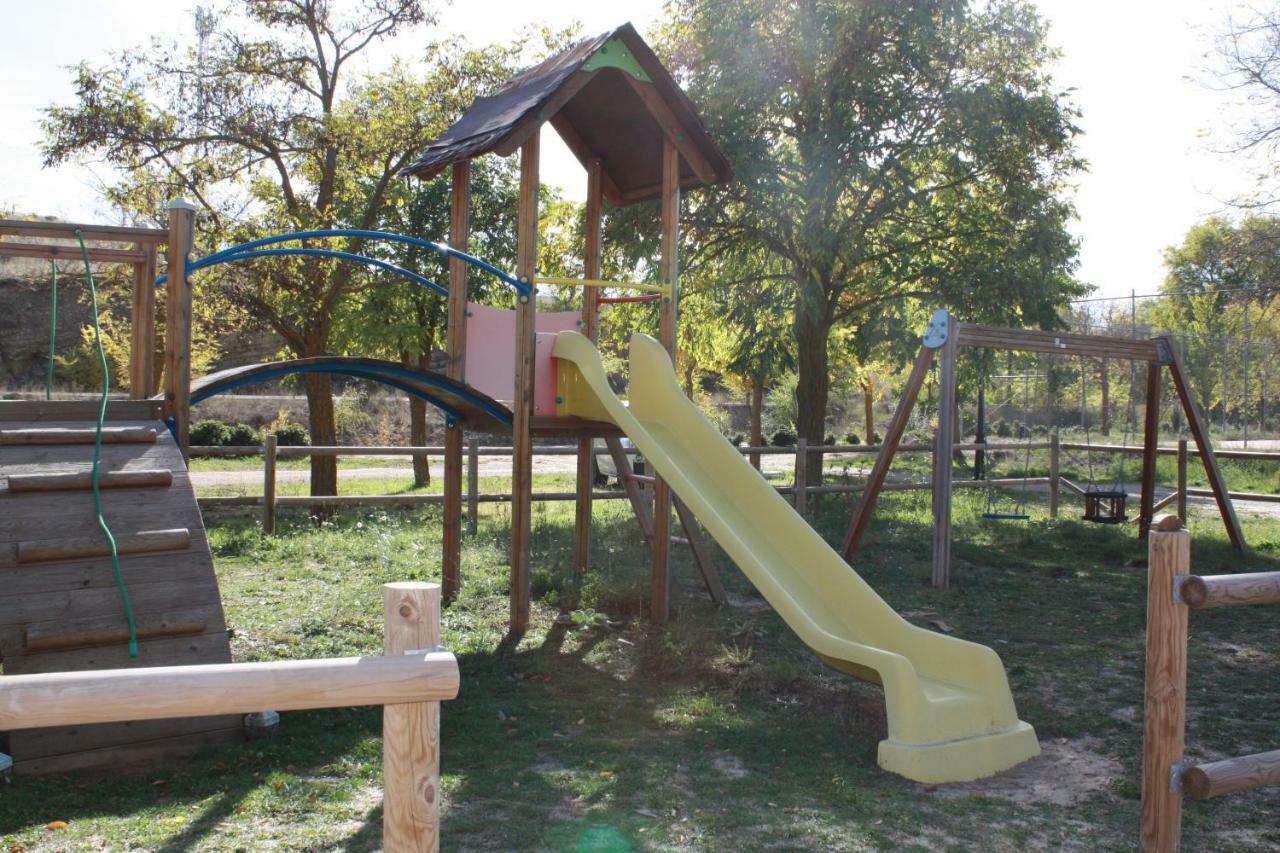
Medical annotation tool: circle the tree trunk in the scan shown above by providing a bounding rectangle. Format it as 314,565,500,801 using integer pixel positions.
302,371,338,502
405,350,431,488
863,380,875,444
793,284,832,486
1100,357,1111,436
749,378,764,470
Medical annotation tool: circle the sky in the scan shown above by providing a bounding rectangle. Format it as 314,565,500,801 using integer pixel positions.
0,0,1263,302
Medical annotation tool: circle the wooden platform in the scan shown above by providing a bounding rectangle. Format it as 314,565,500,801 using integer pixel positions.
0,400,239,774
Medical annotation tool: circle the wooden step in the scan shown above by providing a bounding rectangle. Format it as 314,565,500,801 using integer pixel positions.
0,427,157,446
24,610,209,653
16,528,190,564
7,469,173,493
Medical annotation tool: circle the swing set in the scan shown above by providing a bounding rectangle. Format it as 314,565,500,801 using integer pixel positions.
841,309,1244,588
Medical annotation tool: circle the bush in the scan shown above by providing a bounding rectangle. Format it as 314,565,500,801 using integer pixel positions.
226,423,262,447
994,419,1012,438
870,432,882,445
190,419,231,447
844,432,861,445
731,433,746,446
824,434,838,446
771,429,797,447
274,423,310,446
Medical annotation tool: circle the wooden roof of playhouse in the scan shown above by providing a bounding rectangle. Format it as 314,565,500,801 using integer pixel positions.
400,23,730,205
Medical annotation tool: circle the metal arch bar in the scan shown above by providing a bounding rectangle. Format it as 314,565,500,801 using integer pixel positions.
190,362,514,427
155,248,447,297
156,228,526,294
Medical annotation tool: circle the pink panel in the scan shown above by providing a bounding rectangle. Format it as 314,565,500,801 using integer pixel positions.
464,302,581,415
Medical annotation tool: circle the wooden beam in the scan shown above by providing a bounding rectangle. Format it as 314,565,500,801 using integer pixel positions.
1164,337,1245,550
263,433,278,535
164,200,197,458
549,113,625,204
607,436,654,541
17,528,190,564
622,76,718,185
130,247,158,398
443,160,471,603
932,318,959,588
1138,364,1162,539
0,426,156,446
510,135,539,633
957,323,1160,362
841,345,935,559
7,468,172,493
0,218,167,244
651,139,680,624
1141,518,1189,853
573,158,605,587
1183,750,1280,800
0,242,147,264
673,496,726,606
382,582,443,852
1177,571,1280,609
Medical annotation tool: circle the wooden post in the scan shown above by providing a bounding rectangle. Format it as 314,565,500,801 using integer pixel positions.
129,246,157,399
382,582,443,852
467,438,479,537
1141,517,1189,853
841,345,935,559
932,316,959,588
573,158,604,585
1139,364,1163,539
510,135,539,633
442,161,471,603
1176,438,1188,523
648,139,681,625
1049,430,1060,519
794,437,808,516
263,433,277,535
164,200,197,458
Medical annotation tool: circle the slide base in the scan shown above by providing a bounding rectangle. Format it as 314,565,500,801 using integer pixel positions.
878,721,1040,784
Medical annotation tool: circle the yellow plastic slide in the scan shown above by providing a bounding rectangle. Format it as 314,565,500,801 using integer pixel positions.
553,331,1039,783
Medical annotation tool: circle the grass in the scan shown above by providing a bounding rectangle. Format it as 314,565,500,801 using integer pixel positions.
2,478,1279,851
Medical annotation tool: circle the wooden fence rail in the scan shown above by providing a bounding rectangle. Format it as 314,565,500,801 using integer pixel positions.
1142,518,1280,851
0,582,457,852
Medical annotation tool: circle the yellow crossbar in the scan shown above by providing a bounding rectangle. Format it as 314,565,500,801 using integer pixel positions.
535,276,671,295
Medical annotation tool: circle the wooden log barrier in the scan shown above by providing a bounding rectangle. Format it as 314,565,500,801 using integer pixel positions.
1176,571,1280,610
1182,749,1280,800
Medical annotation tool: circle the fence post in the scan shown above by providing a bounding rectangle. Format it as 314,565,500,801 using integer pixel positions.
794,437,808,516
382,582,442,852
1176,438,1188,524
263,433,277,535
466,438,479,537
1049,430,1060,519
1141,516,1189,853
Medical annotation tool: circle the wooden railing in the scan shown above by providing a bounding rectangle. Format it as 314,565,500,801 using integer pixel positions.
1142,518,1280,851
0,582,459,852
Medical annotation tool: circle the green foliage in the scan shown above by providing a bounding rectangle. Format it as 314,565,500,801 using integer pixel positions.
273,422,310,447
190,419,232,447
844,432,861,446
227,423,262,447
770,429,797,447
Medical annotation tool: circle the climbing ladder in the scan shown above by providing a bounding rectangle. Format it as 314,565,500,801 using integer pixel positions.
0,399,238,774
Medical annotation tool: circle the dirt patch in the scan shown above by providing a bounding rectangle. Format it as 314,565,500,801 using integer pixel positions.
712,754,749,779
932,737,1121,806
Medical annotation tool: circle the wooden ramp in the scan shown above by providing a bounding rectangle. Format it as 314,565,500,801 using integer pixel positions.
0,400,238,774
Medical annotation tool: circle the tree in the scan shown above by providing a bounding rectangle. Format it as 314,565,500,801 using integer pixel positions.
1213,5,1280,210
662,0,1084,482
40,0,511,498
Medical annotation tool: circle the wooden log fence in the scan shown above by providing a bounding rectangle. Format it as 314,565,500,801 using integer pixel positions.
0,581,459,851
1142,518,1280,851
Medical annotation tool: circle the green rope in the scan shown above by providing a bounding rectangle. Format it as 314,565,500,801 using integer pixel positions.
45,260,57,400
75,229,137,657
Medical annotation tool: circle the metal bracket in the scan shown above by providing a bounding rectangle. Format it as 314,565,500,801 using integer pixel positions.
1169,760,1188,793
403,645,445,656
922,309,950,349
1171,575,1192,606
1154,337,1175,365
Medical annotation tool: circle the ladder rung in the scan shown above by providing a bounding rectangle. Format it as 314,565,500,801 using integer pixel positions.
7,469,172,493
25,615,208,653
0,427,157,446
625,473,656,485
16,528,191,564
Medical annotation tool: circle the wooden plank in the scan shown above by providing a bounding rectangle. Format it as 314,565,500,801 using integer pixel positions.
0,218,167,243
793,438,808,516
12,725,241,776
957,324,1160,361
17,528,190,564
0,575,222,632
467,437,479,536
1165,337,1245,550
7,468,171,493
1138,364,1162,539
673,496,726,606
0,241,146,264
9,714,238,764
650,138,680,625
382,583,443,852
510,135,538,633
263,433,277,534
1178,571,1280,609
3,630,231,675
1176,438,1188,522
606,436,654,541
0,549,220,602
0,401,162,421
163,201,196,456
841,345,934,559
0,426,156,445
1183,750,1280,800
1141,517,1189,853
26,610,207,653
130,247,158,398
442,427,463,601
932,319,958,588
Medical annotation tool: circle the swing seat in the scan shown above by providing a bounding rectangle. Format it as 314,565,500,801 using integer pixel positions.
1082,489,1127,524
982,512,1030,521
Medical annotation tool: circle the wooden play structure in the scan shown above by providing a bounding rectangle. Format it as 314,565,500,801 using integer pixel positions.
1141,517,1280,852
840,309,1245,588
0,581,459,852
